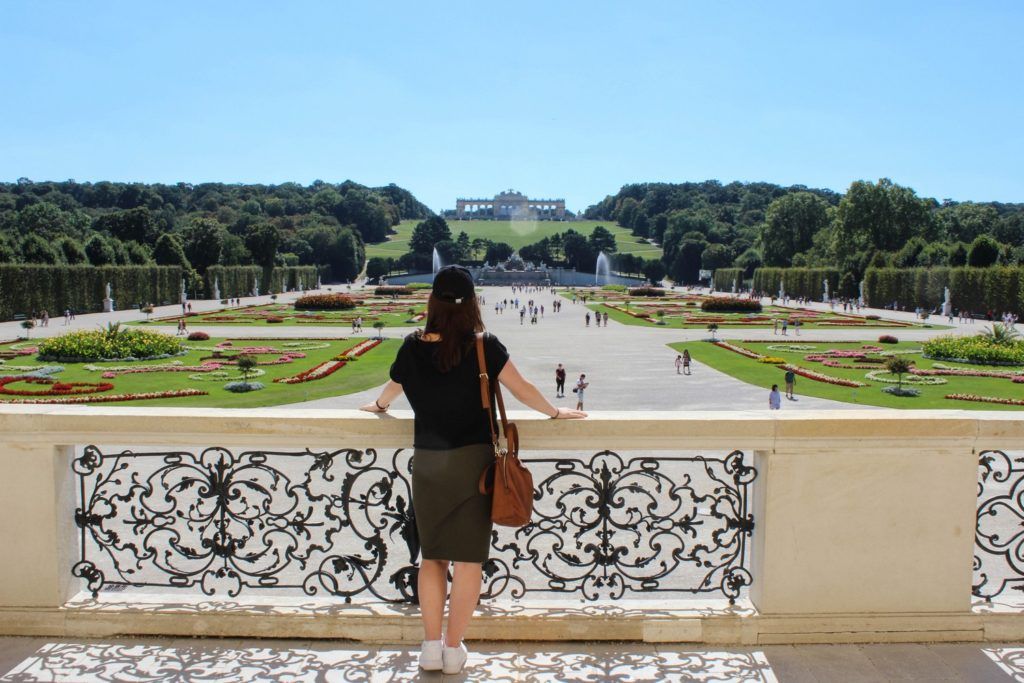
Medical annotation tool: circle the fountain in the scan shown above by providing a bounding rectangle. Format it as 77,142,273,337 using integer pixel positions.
595,252,610,286
942,286,952,317
212,277,220,302
432,247,443,275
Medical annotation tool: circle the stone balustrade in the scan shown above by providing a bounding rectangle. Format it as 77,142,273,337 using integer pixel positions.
0,405,1023,643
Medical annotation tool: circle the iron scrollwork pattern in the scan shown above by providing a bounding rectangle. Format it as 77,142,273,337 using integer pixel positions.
73,445,419,602
74,446,757,604
975,449,1024,601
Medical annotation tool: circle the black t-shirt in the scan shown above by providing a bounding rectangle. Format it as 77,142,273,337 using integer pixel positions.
389,332,510,449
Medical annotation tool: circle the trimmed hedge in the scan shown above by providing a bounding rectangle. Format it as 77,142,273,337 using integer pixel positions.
863,267,1024,316
0,264,182,321
628,287,665,297
923,334,1024,365
203,266,322,299
701,297,763,313
374,286,413,296
712,268,744,292
752,268,840,301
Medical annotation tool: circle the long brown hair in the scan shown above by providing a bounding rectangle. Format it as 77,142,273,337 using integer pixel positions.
421,292,485,372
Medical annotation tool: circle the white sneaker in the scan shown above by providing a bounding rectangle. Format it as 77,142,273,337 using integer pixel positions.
442,642,469,674
419,639,443,671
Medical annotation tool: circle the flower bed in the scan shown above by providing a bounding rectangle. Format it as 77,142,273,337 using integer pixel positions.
945,393,1024,407
38,329,184,362
627,287,665,297
294,293,358,310
701,298,763,313
864,370,947,385
779,364,867,387
275,338,382,384
0,377,114,396
923,335,1024,365
4,388,208,404
711,341,762,359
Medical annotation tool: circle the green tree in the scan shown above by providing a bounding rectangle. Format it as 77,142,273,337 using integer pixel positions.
19,234,61,264
701,243,733,270
56,237,87,264
484,241,515,263
885,356,912,393
153,233,191,268
183,218,225,272
968,235,1001,267
455,231,471,261
409,216,452,255
366,256,393,280
245,223,281,268
84,235,116,265
937,202,998,243
642,259,666,284
948,243,968,267
734,248,762,278
94,207,156,244
588,225,617,254
832,179,932,262
759,192,831,266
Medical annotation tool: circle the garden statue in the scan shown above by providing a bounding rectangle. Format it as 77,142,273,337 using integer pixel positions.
212,277,220,302
942,286,952,317
823,278,830,303
858,280,865,307
253,275,260,297
732,277,737,294
180,278,188,304
103,282,115,312
779,282,785,301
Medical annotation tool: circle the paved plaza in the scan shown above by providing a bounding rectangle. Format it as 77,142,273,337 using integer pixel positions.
0,285,977,413
2,636,1024,681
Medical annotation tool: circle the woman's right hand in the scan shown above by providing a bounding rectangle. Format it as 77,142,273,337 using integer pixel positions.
552,407,587,419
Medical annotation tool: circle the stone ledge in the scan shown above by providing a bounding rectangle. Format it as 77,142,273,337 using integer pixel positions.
0,599,1012,645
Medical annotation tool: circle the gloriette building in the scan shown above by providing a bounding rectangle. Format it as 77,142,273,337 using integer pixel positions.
455,189,565,220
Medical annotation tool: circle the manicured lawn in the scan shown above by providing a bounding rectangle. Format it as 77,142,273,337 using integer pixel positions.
131,301,426,328
365,220,662,260
681,338,1024,410
0,336,400,408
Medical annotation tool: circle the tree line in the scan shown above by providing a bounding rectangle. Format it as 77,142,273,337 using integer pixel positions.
586,179,1024,284
0,179,433,285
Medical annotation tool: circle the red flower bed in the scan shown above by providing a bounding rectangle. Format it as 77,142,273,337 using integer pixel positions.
6,388,208,404
945,393,1024,406
0,377,114,396
779,364,867,387
275,338,382,384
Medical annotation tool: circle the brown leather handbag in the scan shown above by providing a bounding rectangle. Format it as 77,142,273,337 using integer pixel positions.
475,333,534,527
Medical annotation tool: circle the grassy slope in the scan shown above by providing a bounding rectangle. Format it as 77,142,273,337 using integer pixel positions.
365,220,662,260
1,337,400,408
680,339,1024,410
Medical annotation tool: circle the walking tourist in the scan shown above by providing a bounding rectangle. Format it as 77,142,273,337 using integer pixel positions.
360,266,585,674
769,384,782,410
785,369,796,400
682,349,691,375
675,354,683,374
585,312,590,327
574,373,589,410
555,363,566,397
602,311,609,326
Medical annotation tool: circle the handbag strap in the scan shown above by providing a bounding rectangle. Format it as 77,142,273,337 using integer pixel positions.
475,333,509,447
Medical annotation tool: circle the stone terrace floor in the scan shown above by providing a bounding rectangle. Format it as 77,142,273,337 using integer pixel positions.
2,637,1024,681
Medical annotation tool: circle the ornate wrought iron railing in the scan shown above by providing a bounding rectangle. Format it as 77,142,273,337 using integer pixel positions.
73,445,757,604
975,449,1024,601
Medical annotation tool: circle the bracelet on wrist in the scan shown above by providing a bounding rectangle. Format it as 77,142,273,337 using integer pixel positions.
375,399,388,411
549,407,559,419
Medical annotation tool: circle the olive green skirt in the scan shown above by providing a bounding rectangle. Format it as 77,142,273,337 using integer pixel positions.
412,443,494,563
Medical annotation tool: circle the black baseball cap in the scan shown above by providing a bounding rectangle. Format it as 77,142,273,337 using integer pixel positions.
432,265,475,303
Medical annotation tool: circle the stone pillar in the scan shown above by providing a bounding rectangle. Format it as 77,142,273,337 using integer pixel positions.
0,443,77,607
750,440,977,615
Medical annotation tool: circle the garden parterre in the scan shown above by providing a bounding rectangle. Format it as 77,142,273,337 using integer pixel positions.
566,289,939,330
685,338,1024,409
131,293,429,328
0,336,398,408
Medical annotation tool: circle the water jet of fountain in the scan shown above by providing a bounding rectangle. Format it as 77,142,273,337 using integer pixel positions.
595,252,610,286
432,247,443,275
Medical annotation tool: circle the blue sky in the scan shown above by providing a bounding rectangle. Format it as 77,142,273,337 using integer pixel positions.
1,1,1021,213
